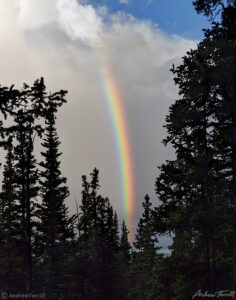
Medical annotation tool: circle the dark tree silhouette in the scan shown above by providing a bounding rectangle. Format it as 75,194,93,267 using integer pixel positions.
36,90,75,298
129,195,160,300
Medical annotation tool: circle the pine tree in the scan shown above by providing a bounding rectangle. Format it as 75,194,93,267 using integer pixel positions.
0,79,47,293
152,24,235,294
120,220,131,266
148,255,174,300
0,83,23,140
0,79,78,296
36,91,75,298
128,195,160,300
69,169,123,300
119,221,132,300
193,0,236,288
13,102,42,292
0,137,23,292
0,84,29,286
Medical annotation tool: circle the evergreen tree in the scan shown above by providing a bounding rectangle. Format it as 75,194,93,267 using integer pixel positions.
0,83,23,142
120,220,131,267
153,46,232,297
0,79,47,293
69,169,123,300
129,195,160,300
152,2,236,294
119,221,132,300
148,255,173,300
192,0,236,288
0,137,23,293
12,80,46,292
36,91,75,298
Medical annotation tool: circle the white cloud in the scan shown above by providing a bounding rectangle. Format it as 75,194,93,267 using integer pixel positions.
56,0,103,42
5,0,104,43
18,0,57,29
0,0,196,231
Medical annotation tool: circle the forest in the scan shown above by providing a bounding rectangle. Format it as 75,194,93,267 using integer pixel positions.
0,0,236,299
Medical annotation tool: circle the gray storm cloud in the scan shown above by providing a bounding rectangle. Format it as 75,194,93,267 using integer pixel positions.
0,0,196,233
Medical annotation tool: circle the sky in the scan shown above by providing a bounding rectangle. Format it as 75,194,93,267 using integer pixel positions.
89,0,209,39
0,0,209,245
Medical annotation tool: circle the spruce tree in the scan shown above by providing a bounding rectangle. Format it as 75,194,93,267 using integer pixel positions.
129,195,160,300
152,26,234,294
0,79,47,293
120,220,131,267
119,221,132,300
0,137,23,292
0,79,78,296
70,169,123,300
36,91,75,298
192,0,236,288
13,103,42,292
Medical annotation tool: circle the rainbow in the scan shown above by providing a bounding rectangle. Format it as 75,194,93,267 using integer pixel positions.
96,50,135,240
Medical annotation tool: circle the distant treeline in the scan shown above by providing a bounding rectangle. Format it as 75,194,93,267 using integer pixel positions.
0,0,236,299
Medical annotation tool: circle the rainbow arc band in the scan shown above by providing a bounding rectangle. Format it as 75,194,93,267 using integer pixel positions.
96,50,135,240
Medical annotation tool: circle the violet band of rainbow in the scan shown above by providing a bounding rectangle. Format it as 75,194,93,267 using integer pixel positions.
96,50,135,240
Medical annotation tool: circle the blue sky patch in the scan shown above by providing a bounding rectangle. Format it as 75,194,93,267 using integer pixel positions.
84,0,210,39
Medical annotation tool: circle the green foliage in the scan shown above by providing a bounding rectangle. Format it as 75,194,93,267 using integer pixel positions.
0,79,76,297
36,93,75,298
120,220,132,266
66,169,123,300
0,137,24,293
153,1,236,296
193,0,234,19
129,195,161,300
119,221,132,300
